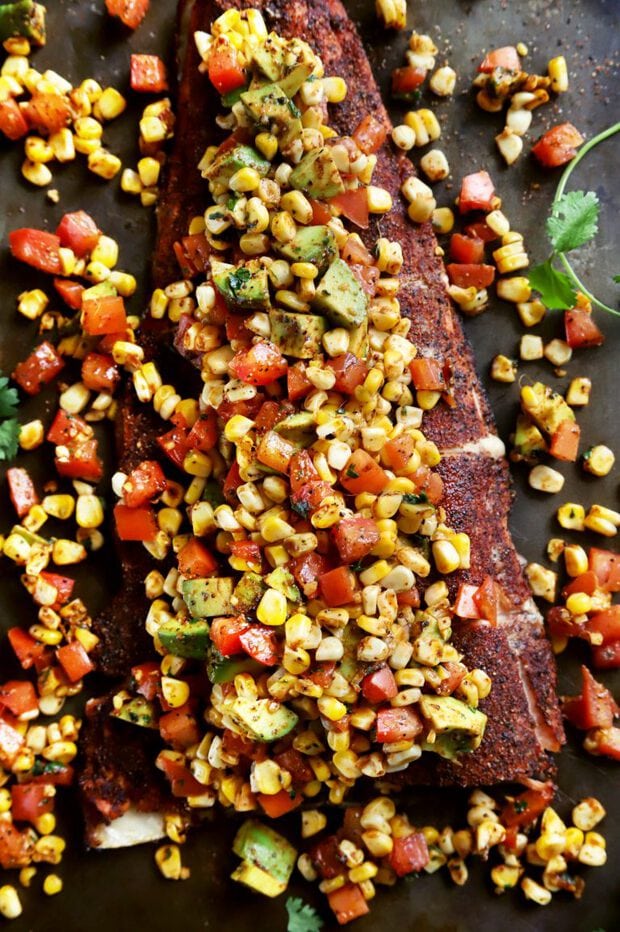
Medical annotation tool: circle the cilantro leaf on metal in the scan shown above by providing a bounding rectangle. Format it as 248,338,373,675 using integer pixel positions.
0,417,20,462
613,274,620,284
528,259,577,311
286,897,323,932
546,190,599,255
0,374,19,419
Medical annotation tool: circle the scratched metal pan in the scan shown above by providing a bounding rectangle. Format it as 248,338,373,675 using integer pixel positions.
0,0,618,929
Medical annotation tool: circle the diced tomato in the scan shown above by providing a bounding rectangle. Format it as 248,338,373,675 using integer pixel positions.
328,353,368,395
332,515,379,564
454,583,480,619
208,38,246,95
159,705,200,749
591,641,620,670
55,438,103,482
562,666,619,730
130,54,168,93
532,123,584,169
473,575,507,626
7,628,49,672
157,755,206,798
585,605,620,646
291,552,332,594
256,430,295,474
177,538,217,578
210,617,249,657
47,410,90,446
412,466,444,504
131,662,161,700
391,64,427,98
330,189,369,229
257,789,302,819
22,93,71,134
53,278,85,310
0,681,38,717
0,821,34,869
113,503,158,542
464,220,498,243
0,718,24,766
328,883,369,926
450,233,485,264
589,548,620,593
157,424,191,470
397,588,421,609
0,98,29,139
547,606,587,642
230,341,287,386
187,411,217,452
341,236,373,267
382,435,414,473
436,661,468,696
81,294,127,336
222,461,243,503
289,450,319,494
319,566,358,607
6,468,38,519
239,625,280,665
287,362,312,402
478,46,521,73
375,706,423,743
309,835,344,879
39,572,74,607
308,197,333,225
340,449,389,495
56,642,95,682
173,233,212,278
409,357,446,391
81,352,120,393
446,263,495,288
564,307,605,348
352,114,387,155
361,666,398,703
56,211,100,258
501,782,555,828
28,764,74,786
586,726,620,760
11,783,54,825
229,540,262,573
458,171,496,214
549,420,580,462
389,832,430,876
274,748,314,784
9,228,62,275
122,460,166,508
254,400,287,433
562,571,599,598
350,262,379,298
12,341,64,396
105,0,149,29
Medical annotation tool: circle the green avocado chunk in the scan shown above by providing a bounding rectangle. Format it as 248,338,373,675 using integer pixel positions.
213,261,271,311
111,696,158,729
289,147,345,199
311,257,369,328
510,414,547,463
418,695,487,759
207,648,264,685
252,33,315,97
182,577,234,618
232,819,297,897
264,566,301,602
520,381,575,437
269,308,327,359
232,572,266,613
230,696,299,742
205,143,270,187
158,618,211,660
276,225,337,275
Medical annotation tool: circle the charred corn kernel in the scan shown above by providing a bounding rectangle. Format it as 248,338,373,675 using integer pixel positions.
566,592,592,615
317,696,348,721
430,66,457,97
88,148,122,179
557,502,585,531
402,176,436,222
121,167,143,194
0,886,22,919
525,562,557,602
251,759,285,796
18,867,36,888
584,508,618,537
572,797,606,832
18,288,49,320
161,677,190,708
420,148,450,182
521,876,551,905
362,829,393,858
271,211,297,243
517,299,546,327
493,240,529,273
544,338,572,367
52,539,87,565
520,334,543,360
22,159,52,186
496,128,523,165
491,863,522,892
367,186,393,214
75,494,104,529
404,108,440,143
528,465,565,494
578,840,607,867
566,376,591,406
491,354,517,383
583,445,615,477
25,135,54,164
548,55,569,93
155,844,185,880
19,419,45,451
431,207,454,234
96,87,126,121
392,124,416,151
302,810,328,838
229,166,261,192
562,544,588,578
257,588,287,626
432,539,460,574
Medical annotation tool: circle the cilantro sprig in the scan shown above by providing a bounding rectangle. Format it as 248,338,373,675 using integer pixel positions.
285,896,323,932
529,121,620,316
0,373,20,462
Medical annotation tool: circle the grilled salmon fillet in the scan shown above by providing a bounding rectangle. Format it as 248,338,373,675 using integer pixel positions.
80,0,564,843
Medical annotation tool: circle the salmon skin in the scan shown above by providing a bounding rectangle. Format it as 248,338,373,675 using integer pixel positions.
81,0,564,842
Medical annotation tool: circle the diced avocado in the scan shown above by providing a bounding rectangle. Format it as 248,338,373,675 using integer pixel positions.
232,572,266,613
230,696,299,742
213,261,271,312
311,258,369,328
182,577,234,618
289,147,345,199
221,84,249,107
273,411,316,447
418,695,487,758
347,317,369,358
276,225,337,275
520,381,575,437
269,308,327,359
252,34,315,97
82,280,118,302
205,143,270,186
510,414,547,463
232,820,297,897
202,479,225,509
338,624,363,684
111,696,158,729
264,566,301,602
252,34,286,81
278,62,314,98
207,648,264,684
8,524,47,548
241,83,290,127
158,618,211,660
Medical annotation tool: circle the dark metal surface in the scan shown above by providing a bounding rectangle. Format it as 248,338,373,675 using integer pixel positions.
0,0,618,929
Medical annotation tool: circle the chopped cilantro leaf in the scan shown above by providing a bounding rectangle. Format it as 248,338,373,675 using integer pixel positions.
286,896,323,932
0,417,19,462
228,267,252,294
402,492,428,505
528,259,577,311
346,466,359,479
0,375,19,418
291,499,310,519
547,190,599,254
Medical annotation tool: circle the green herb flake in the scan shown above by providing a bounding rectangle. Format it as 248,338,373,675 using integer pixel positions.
346,466,359,479
285,896,323,932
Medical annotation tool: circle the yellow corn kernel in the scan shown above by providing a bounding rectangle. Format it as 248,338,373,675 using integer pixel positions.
22,159,52,187
302,809,328,838
566,592,592,615
121,168,143,194
432,539,460,574
52,539,87,566
563,826,584,859
19,419,45,451
95,87,126,121
224,414,255,442
17,288,49,321
317,696,347,721
367,185,393,214
42,495,75,520
582,445,615,478
563,544,588,578
525,562,557,602
322,75,348,102
137,156,161,188
155,844,186,880
572,797,606,833
556,502,585,531
229,166,261,193
548,56,569,93
520,876,552,906
431,207,454,234
0,885,22,919
584,510,618,538
182,450,212,478
35,812,56,835
254,131,278,160
75,494,104,529
49,128,76,163
161,677,190,708
257,588,287,627
88,148,122,180
90,235,119,269
566,377,591,407
74,135,100,155
18,866,36,888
